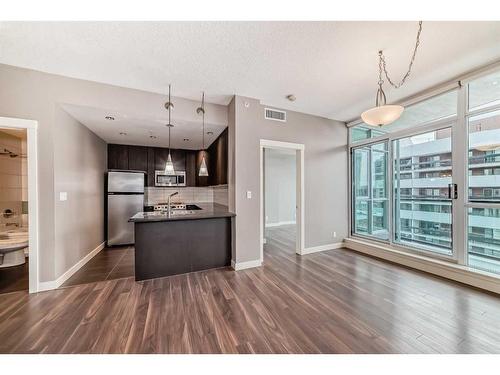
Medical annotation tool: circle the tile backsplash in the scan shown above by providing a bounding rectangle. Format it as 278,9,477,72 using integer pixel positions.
145,185,228,206
213,185,229,206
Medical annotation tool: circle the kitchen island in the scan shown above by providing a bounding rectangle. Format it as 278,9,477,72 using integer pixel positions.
129,203,235,281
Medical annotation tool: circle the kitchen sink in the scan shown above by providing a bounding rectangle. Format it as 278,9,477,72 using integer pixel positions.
185,204,202,210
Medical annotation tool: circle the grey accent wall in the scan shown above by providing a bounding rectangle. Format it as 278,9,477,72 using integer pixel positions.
0,63,228,282
231,96,347,264
53,107,106,277
264,149,296,226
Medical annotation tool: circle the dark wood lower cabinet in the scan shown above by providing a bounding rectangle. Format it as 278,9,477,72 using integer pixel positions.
134,217,231,281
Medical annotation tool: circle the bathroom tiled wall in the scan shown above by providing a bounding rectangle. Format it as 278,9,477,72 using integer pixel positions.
0,130,24,228
145,185,228,206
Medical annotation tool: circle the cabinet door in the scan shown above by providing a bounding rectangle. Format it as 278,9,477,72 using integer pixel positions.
128,146,148,172
171,149,186,171
108,144,129,170
209,129,228,185
147,147,155,186
154,148,169,172
219,129,228,185
185,150,197,186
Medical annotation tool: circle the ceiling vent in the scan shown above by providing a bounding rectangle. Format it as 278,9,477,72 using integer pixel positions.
265,108,286,122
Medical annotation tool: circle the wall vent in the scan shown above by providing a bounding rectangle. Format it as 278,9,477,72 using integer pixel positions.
264,108,286,122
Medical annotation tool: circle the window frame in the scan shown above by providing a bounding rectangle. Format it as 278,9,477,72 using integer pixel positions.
348,62,500,274
350,140,390,242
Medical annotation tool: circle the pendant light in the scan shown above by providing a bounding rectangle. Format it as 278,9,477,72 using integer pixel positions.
164,84,175,175
197,92,209,177
361,21,423,126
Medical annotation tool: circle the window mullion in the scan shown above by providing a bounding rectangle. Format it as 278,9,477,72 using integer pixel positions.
454,83,468,265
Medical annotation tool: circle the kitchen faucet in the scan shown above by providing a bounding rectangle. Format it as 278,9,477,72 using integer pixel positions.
167,192,179,216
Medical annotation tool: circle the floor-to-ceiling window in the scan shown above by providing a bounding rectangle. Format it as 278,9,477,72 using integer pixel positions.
467,70,500,274
352,141,388,240
393,128,453,255
349,66,500,278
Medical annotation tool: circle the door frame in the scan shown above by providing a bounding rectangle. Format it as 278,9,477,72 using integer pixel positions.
260,139,305,262
0,116,39,293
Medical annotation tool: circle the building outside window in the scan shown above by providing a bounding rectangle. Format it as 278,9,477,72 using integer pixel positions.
349,69,500,276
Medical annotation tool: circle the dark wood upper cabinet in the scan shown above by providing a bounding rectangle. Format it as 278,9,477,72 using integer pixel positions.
171,149,186,172
207,128,228,186
185,151,197,187
107,129,227,187
128,145,148,172
154,147,169,172
147,147,156,186
108,144,129,170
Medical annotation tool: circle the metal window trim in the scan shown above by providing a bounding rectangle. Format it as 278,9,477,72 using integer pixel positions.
350,140,390,239
467,103,500,118
349,116,457,147
391,122,457,262
349,234,457,263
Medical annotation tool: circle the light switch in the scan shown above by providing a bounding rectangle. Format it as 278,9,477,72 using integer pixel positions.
59,192,68,201
246,191,252,199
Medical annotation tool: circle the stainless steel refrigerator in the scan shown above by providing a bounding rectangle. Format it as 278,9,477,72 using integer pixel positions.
107,171,145,246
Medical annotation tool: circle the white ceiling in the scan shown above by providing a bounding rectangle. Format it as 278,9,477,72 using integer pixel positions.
61,103,226,149
1,21,500,122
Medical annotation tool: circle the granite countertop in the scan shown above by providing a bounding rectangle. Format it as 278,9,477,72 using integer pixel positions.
129,203,235,223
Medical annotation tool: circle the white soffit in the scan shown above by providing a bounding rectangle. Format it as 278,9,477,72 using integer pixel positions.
61,103,226,149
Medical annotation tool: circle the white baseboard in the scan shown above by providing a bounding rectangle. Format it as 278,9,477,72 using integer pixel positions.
231,259,262,271
265,221,296,228
344,237,500,295
301,241,344,255
38,241,105,292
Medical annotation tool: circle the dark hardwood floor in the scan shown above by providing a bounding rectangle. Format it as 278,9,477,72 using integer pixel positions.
0,259,28,294
1,225,500,353
62,246,134,287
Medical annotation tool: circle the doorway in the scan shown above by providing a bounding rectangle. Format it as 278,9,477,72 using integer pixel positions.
260,140,304,262
0,117,38,293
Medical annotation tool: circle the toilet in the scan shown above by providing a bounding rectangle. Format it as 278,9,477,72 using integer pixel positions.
0,232,29,268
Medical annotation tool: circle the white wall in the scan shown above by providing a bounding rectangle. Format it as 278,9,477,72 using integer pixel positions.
264,148,296,226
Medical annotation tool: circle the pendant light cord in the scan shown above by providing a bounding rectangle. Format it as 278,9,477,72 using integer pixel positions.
168,84,172,152
202,92,205,150
379,21,423,89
